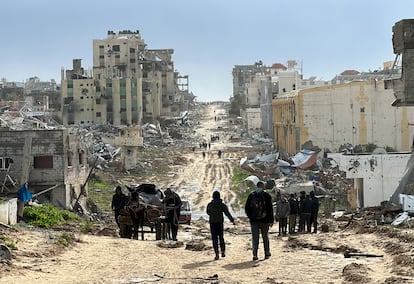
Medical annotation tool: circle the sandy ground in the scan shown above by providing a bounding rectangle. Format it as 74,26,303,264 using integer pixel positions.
2,104,414,284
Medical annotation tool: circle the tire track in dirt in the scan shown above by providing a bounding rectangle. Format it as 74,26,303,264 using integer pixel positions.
158,104,242,215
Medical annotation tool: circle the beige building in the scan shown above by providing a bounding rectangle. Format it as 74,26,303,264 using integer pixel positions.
113,127,144,170
240,108,262,134
272,80,414,155
61,30,193,127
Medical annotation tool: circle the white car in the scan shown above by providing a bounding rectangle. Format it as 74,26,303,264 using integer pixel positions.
179,200,192,225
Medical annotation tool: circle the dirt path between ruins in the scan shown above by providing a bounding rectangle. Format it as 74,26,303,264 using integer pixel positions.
2,104,414,283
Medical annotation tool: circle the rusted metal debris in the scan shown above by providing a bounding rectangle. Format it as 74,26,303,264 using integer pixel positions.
344,251,383,258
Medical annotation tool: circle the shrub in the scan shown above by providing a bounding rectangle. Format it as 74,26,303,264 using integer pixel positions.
231,165,251,206
0,235,17,249
23,204,81,228
57,232,75,246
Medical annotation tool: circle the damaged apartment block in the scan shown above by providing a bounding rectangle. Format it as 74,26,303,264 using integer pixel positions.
0,128,90,210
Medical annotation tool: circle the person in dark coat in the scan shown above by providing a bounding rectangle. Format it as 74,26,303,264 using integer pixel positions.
301,194,313,233
163,188,182,241
245,181,274,261
310,191,320,233
206,191,235,260
288,193,299,234
111,186,128,228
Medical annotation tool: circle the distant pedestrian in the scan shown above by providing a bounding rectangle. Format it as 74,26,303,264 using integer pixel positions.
207,191,235,260
202,151,206,159
218,150,222,158
245,181,274,261
276,194,290,236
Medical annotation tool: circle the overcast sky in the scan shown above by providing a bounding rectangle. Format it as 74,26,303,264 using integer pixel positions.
1,0,413,102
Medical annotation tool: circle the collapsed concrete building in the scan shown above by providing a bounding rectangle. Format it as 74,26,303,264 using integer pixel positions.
0,128,90,210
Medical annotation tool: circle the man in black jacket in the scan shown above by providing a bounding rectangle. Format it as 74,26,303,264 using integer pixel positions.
301,194,313,233
245,181,274,261
288,193,299,234
207,191,235,260
163,188,182,241
310,191,319,233
111,186,128,228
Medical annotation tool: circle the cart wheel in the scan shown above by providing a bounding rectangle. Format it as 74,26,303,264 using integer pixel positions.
120,223,132,238
155,221,162,240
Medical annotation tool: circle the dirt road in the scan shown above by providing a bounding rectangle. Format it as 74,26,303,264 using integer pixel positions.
1,103,414,283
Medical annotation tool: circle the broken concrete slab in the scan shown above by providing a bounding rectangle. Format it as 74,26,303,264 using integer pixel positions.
0,244,12,260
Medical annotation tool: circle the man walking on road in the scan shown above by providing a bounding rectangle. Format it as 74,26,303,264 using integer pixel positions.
207,191,236,260
245,181,274,261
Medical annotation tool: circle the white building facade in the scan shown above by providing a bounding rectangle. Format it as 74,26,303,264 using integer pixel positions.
329,153,410,208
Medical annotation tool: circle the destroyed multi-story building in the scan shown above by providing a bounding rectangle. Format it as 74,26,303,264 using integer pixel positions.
61,30,194,127
233,61,272,137
24,77,61,113
232,60,305,138
0,128,90,210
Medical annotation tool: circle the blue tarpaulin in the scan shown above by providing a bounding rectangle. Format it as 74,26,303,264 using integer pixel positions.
18,182,32,204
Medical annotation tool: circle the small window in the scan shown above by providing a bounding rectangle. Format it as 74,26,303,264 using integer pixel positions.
79,150,85,166
67,151,73,167
33,156,53,169
64,97,73,104
0,157,13,170
96,112,101,117
112,45,120,52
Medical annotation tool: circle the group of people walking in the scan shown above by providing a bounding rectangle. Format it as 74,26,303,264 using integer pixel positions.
206,180,273,261
113,180,319,262
111,186,182,241
206,181,319,262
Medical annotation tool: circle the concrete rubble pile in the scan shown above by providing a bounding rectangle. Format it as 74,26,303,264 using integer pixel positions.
241,149,352,214
241,149,413,229
0,104,61,130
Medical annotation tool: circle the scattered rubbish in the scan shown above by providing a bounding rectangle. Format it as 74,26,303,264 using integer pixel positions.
391,212,409,226
291,149,320,170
